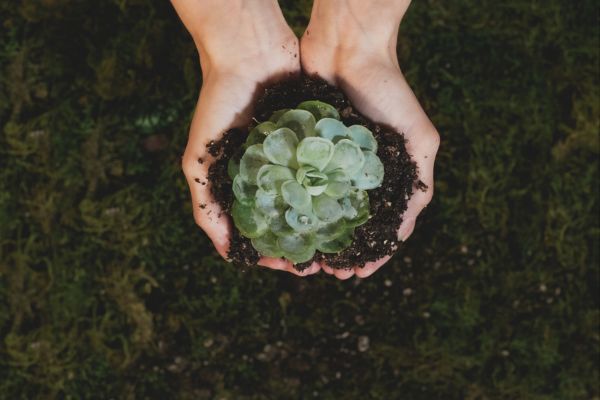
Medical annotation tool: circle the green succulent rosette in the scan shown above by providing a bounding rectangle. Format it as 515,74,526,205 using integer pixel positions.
228,100,384,264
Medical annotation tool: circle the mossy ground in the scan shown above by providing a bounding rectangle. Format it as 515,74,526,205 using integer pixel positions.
0,1,598,399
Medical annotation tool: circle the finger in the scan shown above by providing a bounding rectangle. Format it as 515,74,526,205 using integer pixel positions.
320,261,356,279
258,257,320,277
284,261,320,277
321,263,335,275
397,217,416,242
320,261,352,279
333,267,354,280
394,172,435,243
182,154,231,259
191,195,231,259
403,120,438,211
396,141,435,242
306,262,321,275
257,256,292,270
182,78,257,260
354,256,391,278
398,120,439,242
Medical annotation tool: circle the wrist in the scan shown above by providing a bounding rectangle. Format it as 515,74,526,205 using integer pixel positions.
191,0,286,43
306,0,409,54
172,0,295,74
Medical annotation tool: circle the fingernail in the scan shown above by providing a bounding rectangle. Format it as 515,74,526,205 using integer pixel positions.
397,218,416,242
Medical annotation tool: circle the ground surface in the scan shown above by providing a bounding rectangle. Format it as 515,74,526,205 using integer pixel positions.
0,1,598,399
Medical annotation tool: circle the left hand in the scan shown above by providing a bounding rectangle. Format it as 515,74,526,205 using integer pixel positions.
300,0,440,279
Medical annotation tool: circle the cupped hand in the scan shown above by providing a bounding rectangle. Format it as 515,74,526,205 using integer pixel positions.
173,0,320,276
300,0,440,279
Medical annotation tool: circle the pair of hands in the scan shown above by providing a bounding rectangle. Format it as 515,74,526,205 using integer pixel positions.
173,0,439,279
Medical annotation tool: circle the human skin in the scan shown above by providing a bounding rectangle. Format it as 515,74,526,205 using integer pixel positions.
172,0,438,279
172,0,320,276
300,0,440,279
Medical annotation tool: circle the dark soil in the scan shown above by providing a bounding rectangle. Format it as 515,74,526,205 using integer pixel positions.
207,75,421,271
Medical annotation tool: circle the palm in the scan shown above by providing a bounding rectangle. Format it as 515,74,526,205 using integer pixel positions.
182,53,321,276
184,73,270,258
301,40,439,279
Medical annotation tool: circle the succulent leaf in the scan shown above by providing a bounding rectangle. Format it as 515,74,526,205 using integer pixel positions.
341,189,370,227
263,127,299,167
315,220,348,242
295,166,310,185
245,121,277,148
231,200,267,238
255,189,285,218
276,110,316,140
251,232,282,258
269,108,290,123
352,150,384,190
315,118,349,142
324,139,365,176
305,169,328,182
297,100,340,120
348,125,378,152
256,164,295,194
239,144,269,185
281,180,312,212
232,175,257,205
324,180,351,199
269,212,294,237
313,194,343,223
297,137,334,171
322,170,351,198
305,183,328,196
228,157,240,180
285,208,318,233
277,233,316,263
294,166,328,196
229,101,385,263
316,230,353,253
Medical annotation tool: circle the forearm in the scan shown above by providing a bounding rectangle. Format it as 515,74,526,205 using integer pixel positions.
171,0,292,72
310,0,411,22
172,0,284,42
307,0,410,50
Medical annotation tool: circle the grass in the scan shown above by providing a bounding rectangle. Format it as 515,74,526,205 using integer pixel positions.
0,0,598,398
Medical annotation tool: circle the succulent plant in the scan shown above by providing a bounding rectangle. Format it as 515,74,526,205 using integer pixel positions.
228,100,384,264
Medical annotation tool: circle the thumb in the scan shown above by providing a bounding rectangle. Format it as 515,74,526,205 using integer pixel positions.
182,154,231,260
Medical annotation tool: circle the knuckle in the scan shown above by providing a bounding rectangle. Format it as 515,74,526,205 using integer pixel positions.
423,129,440,151
193,212,204,229
181,153,198,176
336,271,354,280
192,206,209,230
355,268,371,278
420,186,435,207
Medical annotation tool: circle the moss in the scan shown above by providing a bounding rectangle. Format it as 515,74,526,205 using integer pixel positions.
0,0,598,398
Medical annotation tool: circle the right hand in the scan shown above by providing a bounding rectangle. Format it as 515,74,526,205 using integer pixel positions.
173,0,321,276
